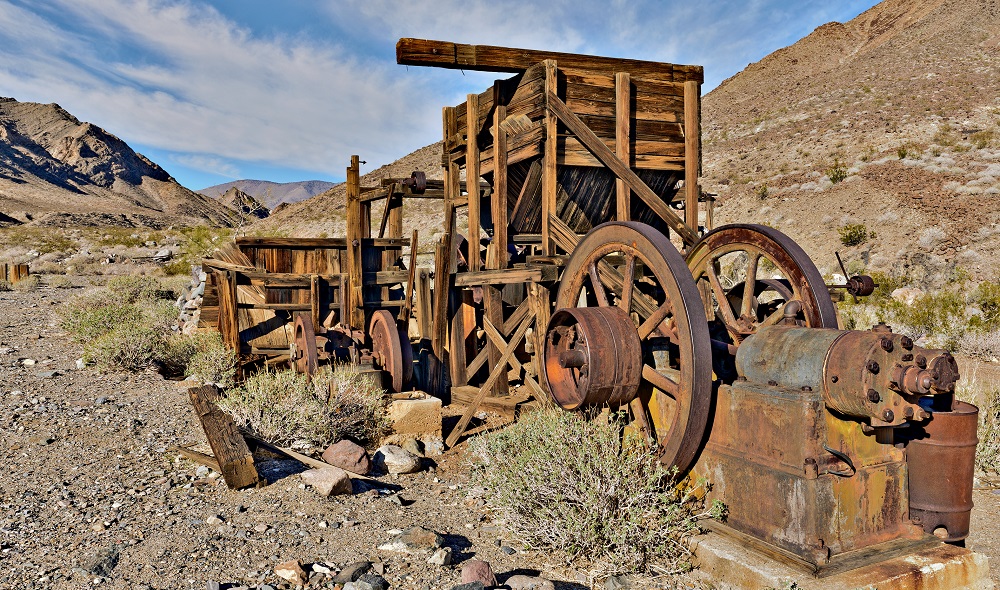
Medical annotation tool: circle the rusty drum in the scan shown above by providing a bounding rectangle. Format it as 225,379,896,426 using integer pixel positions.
905,400,979,542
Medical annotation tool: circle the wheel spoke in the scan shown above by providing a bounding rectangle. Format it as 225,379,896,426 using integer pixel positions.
741,253,761,319
638,301,672,339
618,254,636,313
588,260,611,307
642,365,679,399
706,262,739,331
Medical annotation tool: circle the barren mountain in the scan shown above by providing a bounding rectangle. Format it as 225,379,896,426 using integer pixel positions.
0,98,234,228
256,142,446,244
218,186,269,220
199,179,335,209
703,0,1000,282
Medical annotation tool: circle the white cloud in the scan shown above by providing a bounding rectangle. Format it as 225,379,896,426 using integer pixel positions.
168,153,241,178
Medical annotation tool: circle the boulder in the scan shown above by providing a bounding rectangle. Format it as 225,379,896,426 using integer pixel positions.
274,560,307,585
300,466,352,496
378,526,443,554
461,560,496,587
373,444,422,474
322,439,372,475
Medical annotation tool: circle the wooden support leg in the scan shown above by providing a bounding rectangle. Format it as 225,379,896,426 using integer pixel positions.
483,285,509,397
528,282,551,395
189,385,258,489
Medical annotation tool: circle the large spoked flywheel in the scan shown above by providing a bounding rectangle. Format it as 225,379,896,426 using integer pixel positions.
686,223,839,382
543,221,713,475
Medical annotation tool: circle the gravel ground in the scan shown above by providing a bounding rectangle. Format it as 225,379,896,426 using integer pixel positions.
1,280,997,589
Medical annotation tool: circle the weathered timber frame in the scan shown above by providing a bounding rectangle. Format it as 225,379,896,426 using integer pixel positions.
399,39,711,444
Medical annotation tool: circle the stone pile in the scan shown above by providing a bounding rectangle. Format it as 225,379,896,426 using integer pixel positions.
176,266,207,335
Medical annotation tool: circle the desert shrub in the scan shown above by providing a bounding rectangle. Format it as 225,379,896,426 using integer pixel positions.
184,332,238,387
33,261,65,274
469,409,724,577
838,223,871,246
47,275,74,289
59,292,144,342
826,158,848,184
933,123,956,146
83,320,163,372
162,260,193,276
0,280,11,291
976,388,1000,476
972,130,996,150
755,183,769,200
959,331,1000,362
143,298,181,330
13,275,40,292
972,281,1000,331
218,365,389,449
106,274,164,303
886,290,968,350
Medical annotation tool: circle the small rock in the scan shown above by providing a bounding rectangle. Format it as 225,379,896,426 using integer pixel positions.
75,358,86,370
427,547,452,566
357,573,389,590
205,515,223,526
274,559,307,585
312,563,332,574
603,575,630,590
195,466,210,478
253,523,269,533
401,437,424,457
95,396,108,406
460,560,496,587
35,370,59,379
500,545,516,555
206,581,221,590
259,585,276,590
373,444,422,475
451,583,485,590
22,358,36,366
378,526,444,554
300,466,352,496
332,561,373,584
322,439,372,475
84,545,120,576
506,575,556,590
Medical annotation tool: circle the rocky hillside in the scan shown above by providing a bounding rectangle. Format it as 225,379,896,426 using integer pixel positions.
255,142,446,244
199,179,335,209
703,0,1000,283
0,98,234,228
218,187,269,221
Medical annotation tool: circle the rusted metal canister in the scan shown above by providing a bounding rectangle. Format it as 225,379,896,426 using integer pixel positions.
544,306,642,410
905,401,979,542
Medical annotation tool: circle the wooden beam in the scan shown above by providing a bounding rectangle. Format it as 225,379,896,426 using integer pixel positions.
417,269,432,341
546,91,700,246
396,38,704,82
491,103,508,269
528,282,551,394
542,60,557,256
684,80,701,233
453,267,543,287
615,71,631,221
189,385,258,490
467,93,481,272
446,313,533,447
345,155,365,328
482,317,545,399
400,229,418,323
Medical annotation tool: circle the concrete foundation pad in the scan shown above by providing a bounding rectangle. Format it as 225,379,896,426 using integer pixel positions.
690,532,993,589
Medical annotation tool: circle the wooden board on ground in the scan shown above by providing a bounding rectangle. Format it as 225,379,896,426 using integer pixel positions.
189,385,259,489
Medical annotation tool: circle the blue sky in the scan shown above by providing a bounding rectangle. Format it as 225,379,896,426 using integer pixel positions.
0,0,880,190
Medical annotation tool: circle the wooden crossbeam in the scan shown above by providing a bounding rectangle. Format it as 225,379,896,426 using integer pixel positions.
446,313,534,447
396,38,704,82
482,317,545,399
546,92,700,246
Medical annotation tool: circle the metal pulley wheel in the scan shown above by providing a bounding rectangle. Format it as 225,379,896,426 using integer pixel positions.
545,221,713,475
369,310,413,392
291,313,318,378
402,170,427,194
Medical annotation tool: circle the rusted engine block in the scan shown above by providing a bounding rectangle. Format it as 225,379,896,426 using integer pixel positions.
696,325,977,571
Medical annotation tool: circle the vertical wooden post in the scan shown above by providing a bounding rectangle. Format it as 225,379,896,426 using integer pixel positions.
485,102,511,396
345,155,365,329
528,282,551,395
310,274,320,328
615,72,631,221
541,60,558,256
684,80,701,234
226,270,240,351
417,268,432,341
466,93,481,272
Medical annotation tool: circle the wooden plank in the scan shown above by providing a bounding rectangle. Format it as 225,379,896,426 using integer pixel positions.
446,313,533,448
432,236,451,358
491,103,508,269
483,285,509,397
453,267,542,287
449,288,469,387
417,269,432,341
482,316,544,399
684,80,701,233
189,385,258,490
546,91,699,246
450,385,531,416
542,59,557,256
236,237,347,248
501,297,532,336
170,445,222,473
243,433,382,483
616,71,631,221
465,345,489,379
528,282,551,394
467,93,481,272
396,38,704,83
346,155,365,328
400,229,418,323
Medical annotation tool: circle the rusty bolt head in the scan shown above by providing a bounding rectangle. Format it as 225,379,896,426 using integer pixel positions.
904,406,914,419
880,337,894,352
902,353,913,361
867,360,880,374
900,336,914,350
767,380,778,386
831,375,839,383
867,389,881,403
882,409,895,422
916,355,927,369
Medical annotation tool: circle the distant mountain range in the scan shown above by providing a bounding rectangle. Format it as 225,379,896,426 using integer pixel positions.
0,97,234,228
198,179,337,209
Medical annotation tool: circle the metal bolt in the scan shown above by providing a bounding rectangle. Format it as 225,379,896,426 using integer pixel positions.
902,353,913,361
801,386,813,392
867,360,880,374
900,336,913,350
904,406,914,419
767,380,778,386
916,355,927,369
882,409,895,422
867,389,880,403
880,338,894,352
831,375,839,383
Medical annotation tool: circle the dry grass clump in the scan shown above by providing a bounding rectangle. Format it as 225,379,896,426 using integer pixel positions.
12,274,40,292
47,275,74,289
469,409,724,577
957,376,1000,477
0,279,12,292
181,332,238,387
218,365,389,450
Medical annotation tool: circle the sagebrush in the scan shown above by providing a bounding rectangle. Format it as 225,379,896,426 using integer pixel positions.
218,365,389,449
470,409,723,577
